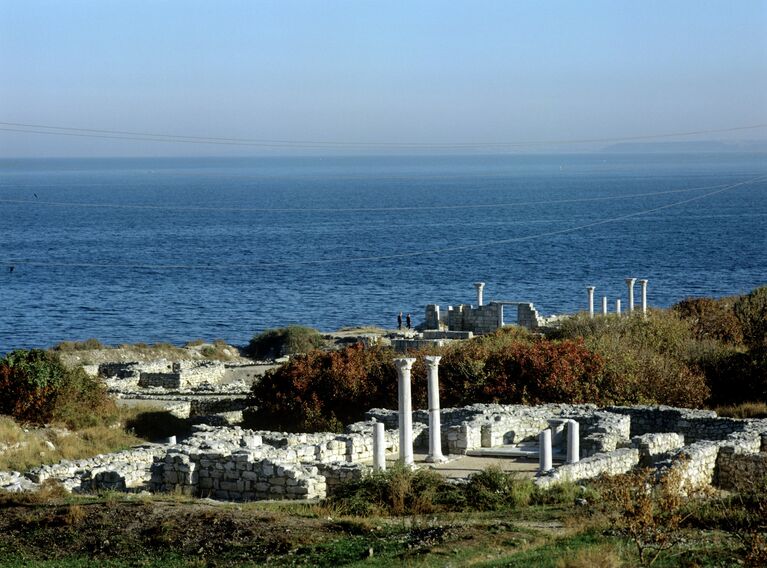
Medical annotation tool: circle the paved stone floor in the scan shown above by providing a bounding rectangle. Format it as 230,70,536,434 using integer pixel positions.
418,453,542,479
369,452,549,479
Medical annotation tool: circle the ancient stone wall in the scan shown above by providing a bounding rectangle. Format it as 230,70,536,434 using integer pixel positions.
138,361,225,388
26,445,165,493
605,406,745,442
3,404,766,500
631,433,685,466
536,448,640,487
716,451,767,490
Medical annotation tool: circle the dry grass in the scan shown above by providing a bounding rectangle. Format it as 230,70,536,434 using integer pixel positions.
0,414,142,472
715,402,767,419
53,338,106,351
556,545,624,567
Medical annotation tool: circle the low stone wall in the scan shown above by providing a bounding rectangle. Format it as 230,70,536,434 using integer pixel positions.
26,445,166,493
605,406,748,442
660,441,721,494
101,359,226,390
147,423,402,501
139,361,226,389
536,448,640,488
153,448,326,501
716,451,767,490
631,433,685,466
315,462,366,493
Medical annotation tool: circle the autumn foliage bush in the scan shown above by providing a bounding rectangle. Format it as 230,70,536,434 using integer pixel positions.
0,349,116,429
673,296,743,345
245,344,404,432
551,312,711,407
440,333,607,405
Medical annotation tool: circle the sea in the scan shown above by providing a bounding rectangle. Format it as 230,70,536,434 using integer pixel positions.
1,153,765,352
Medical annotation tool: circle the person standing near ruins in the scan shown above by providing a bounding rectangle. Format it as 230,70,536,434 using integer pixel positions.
406,313,412,329
397,312,403,330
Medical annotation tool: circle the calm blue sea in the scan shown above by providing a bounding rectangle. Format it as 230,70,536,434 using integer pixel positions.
1,153,765,351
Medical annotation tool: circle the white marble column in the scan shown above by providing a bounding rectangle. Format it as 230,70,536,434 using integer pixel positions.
602,296,608,316
626,278,637,313
539,429,553,473
639,279,648,317
373,421,386,471
424,355,446,463
474,282,485,307
394,357,416,466
567,420,580,464
616,298,622,316
587,286,596,319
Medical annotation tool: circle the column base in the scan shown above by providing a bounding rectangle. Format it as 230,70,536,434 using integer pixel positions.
424,454,448,463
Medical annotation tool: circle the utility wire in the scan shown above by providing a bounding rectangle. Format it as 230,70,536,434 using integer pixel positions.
1,122,765,149
0,181,740,213
4,175,764,270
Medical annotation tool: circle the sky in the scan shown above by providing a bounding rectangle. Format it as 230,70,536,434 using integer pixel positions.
0,0,766,157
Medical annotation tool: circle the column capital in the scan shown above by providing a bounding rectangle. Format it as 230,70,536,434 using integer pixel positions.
587,286,595,292
625,277,637,285
423,355,442,367
393,357,416,371
639,279,648,285
474,282,485,289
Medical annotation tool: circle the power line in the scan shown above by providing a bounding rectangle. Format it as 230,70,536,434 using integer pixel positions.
0,121,765,149
4,175,764,270
0,182,739,213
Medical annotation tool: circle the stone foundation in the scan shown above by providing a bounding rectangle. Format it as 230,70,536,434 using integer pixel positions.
3,404,766,500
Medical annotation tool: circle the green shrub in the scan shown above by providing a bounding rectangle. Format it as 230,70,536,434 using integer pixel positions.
0,349,116,429
329,465,447,516
734,286,767,350
465,467,535,510
329,465,533,516
245,325,325,360
673,296,743,344
551,312,711,407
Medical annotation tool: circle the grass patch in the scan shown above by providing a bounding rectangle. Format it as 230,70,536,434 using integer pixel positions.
714,401,767,419
246,325,325,360
0,416,141,472
52,339,105,351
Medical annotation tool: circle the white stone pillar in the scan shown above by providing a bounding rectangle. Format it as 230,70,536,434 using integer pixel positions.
539,429,553,473
424,355,446,463
567,420,580,464
626,278,637,313
587,286,595,319
373,421,386,471
601,296,608,316
639,279,648,318
616,299,622,316
394,357,416,466
474,282,485,307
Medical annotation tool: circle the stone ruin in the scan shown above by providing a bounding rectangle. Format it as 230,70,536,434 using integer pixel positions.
94,359,250,423
2,402,766,501
393,282,565,351
97,359,226,390
1,349,765,501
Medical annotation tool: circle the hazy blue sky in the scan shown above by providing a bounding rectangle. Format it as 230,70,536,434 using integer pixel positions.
1,0,765,156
